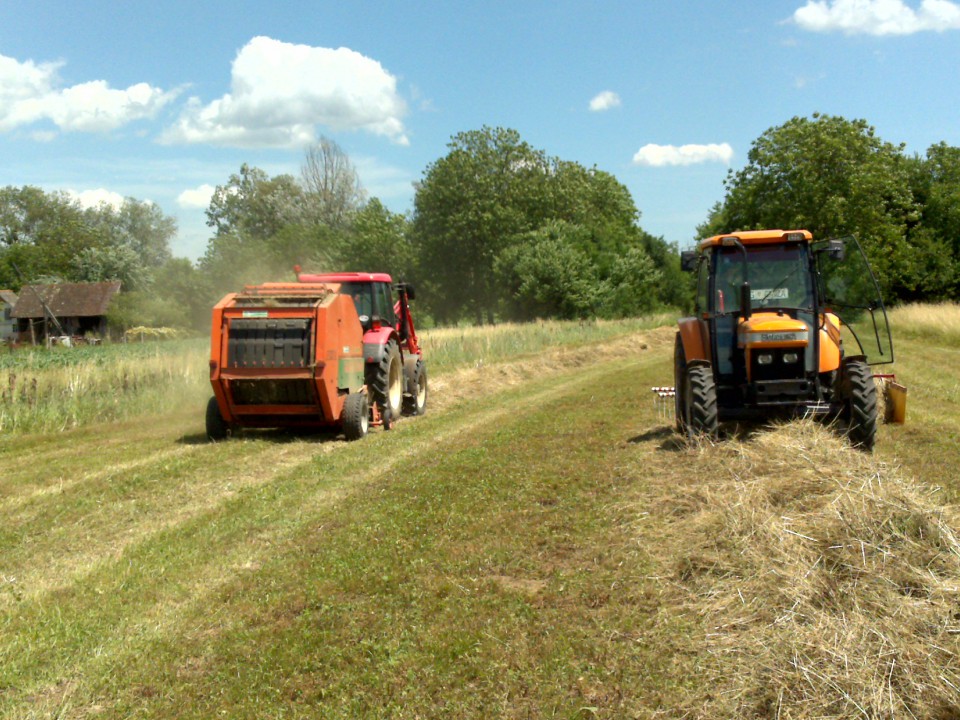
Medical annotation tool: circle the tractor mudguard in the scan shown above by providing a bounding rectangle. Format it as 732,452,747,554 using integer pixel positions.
363,326,400,366
677,317,710,364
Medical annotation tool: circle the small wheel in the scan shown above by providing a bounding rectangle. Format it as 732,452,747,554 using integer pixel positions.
844,360,877,450
205,396,229,441
685,365,718,440
403,360,428,416
673,333,687,434
343,392,369,441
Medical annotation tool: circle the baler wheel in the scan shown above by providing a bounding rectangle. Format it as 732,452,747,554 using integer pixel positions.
845,360,877,450
403,360,428,416
369,338,403,420
205,396,229,441
343,392,369,441
685,365,718,440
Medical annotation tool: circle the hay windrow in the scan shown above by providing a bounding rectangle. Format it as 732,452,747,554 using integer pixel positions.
638,421,960,719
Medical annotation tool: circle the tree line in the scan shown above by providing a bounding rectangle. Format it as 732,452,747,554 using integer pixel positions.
2,115,959,334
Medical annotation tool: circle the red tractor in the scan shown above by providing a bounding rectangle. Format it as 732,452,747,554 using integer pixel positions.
295,270,427,424
206,271,426,441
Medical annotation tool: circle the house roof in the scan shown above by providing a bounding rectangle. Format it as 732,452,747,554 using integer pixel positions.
0,290,18,307
12,282,121,319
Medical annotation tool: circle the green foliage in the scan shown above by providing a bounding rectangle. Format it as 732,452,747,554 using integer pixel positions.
413,126,670,323
495,222,602,320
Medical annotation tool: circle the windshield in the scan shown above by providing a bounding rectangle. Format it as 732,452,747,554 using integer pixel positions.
338,283,375,320
715,243,814,313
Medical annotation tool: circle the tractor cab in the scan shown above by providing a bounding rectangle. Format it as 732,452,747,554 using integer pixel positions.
674,229,898,449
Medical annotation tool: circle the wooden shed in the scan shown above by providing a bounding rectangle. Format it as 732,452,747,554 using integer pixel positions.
12,281,121,342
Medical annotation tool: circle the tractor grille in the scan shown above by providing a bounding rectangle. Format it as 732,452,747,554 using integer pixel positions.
230,379,317,406
227,319,312,369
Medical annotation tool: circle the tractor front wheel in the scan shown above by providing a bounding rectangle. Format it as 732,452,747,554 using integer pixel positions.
343,392,369,441
844,360,877,450
673,333,687,434
684,364,718,440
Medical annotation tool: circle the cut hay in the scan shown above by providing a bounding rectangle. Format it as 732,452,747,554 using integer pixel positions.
645,421,960,718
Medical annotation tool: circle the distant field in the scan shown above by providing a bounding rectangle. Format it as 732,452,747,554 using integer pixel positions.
1,307,958,718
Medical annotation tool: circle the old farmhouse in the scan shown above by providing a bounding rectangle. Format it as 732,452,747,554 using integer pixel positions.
12,281,121,343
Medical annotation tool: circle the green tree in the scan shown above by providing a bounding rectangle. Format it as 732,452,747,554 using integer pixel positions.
712,114,919,297
413,127,552,324
494,221,602,320
340,199,414,279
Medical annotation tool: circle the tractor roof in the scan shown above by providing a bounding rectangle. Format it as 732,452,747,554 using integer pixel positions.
297,271,393,284
698,229,812,251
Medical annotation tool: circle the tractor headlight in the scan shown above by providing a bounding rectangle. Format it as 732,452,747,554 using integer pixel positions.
783,352,799,364
757,353,773,365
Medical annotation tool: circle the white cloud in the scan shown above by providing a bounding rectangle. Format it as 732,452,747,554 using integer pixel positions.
177,184,216,209
162,36,409,148
66,188,126,210
589,91,621,112
0,52,179,134
792,0,960,35
632,143,734,167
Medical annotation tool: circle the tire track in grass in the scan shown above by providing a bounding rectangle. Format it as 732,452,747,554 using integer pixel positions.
3,344,670,716
2,332,672,613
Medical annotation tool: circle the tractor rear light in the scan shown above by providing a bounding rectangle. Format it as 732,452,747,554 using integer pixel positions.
209,360,218,371
757,354,773,365
783,352,799,363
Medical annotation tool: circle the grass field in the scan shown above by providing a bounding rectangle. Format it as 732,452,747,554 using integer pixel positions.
1,308,958,718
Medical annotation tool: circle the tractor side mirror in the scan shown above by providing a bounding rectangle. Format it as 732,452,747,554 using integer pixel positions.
680,251,698,272
394,282,416,301
740,283,752,321
828,239,845,261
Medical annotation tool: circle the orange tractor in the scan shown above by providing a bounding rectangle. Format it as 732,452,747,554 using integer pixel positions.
673,229,904,449
206,272,426,441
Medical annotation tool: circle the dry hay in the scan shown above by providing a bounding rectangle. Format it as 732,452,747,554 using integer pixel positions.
649,422,960,719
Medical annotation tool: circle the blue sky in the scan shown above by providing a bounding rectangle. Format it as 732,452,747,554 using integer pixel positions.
2,0,960,260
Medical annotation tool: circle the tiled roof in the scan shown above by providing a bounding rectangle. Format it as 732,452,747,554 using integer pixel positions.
11,282,121,319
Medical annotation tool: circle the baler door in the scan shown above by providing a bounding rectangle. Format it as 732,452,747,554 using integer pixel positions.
227,318,313,369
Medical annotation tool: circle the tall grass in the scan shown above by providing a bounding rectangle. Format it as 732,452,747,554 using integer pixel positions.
421,313,675,373
0,339,209,433
888,301,960,346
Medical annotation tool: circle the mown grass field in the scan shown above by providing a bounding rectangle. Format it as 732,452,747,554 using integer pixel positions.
1,307,959,718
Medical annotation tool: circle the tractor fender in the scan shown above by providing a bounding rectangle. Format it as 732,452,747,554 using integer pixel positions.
677,317,710,364
362,326,401,365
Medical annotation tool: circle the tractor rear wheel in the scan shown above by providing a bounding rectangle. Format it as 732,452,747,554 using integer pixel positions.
368,339,403,420
403,359,428,416
343,392,369,441
673,333,687,434
844,360,877,450
685,365,718,440
205,396,229,441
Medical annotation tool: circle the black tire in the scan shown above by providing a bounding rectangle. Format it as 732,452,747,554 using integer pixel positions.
367,338,403,420
403,360,428,416
343,392,369,441
673,333,687,434
685,365,718,440
205,396,229,441
844,360,877,450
